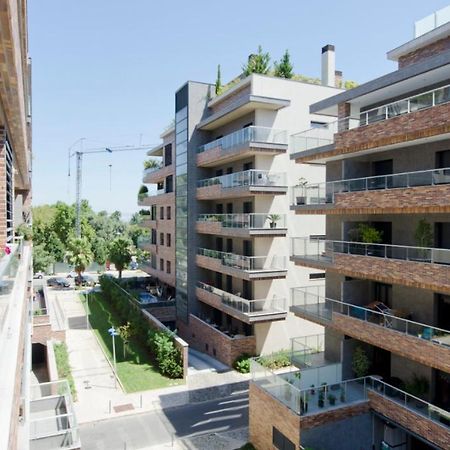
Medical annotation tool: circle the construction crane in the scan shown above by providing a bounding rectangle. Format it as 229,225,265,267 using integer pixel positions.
68,138,154,237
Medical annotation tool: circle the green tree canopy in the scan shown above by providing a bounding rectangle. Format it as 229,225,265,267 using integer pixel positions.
108,237,133,278
66,237,94,279
274,50,294,79
242,45,270,76
33,244,54,273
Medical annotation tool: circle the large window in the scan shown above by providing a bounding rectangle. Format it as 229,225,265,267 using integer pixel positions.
272,427,295,450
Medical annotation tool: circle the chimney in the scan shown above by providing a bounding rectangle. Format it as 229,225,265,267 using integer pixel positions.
335,70,343,89
321,44,335,87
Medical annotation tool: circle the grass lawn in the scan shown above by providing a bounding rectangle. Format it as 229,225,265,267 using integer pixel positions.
80,293,183,393
53,341,77,400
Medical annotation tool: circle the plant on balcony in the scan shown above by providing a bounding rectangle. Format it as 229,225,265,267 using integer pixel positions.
215,64,222,95
352,346,370,378
348,223,383,244
138,185,148,202
405,374,430,402
144,159,161,170
414,219,433,248
340,387,346,403
310,384,315,395
242,45,271,76
318,391,325,408
267,214,281,228
274,50,294,79
327,393,336,406
295,177,309,205
233,354,251,374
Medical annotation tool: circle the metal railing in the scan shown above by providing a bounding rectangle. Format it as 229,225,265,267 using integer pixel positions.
137,234,155,248
290,333,325,367
197,169,287,189
293,167,450,206
291,286,450,347
291,83,450,154
251,361,450,428
197,126,287,154
291,237,450,265
197,247,287,271
197,213,287,229
197,281,287,316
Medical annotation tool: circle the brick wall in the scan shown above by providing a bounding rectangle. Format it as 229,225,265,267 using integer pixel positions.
143,164,173,184
32,321,66,345
398,36,450,68
332,313,450,373
368,390,450,449
177,314,256,366
249,382,301,450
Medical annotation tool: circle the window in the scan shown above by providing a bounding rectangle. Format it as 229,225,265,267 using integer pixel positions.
272,427,295,450
166,175,173,193
167,206,171,220
166,260,171,274
309,273,325,280
164,143,172,166
151,229,157,245
160,233,164,246
167,233,171,247
160,258,164,271
160,206,164,220
311,121,327,128
151,205,157,221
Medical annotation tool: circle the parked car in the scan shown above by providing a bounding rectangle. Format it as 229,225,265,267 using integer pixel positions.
46,277,59,287
66,271,78,278
75,275,96,287
48,277,70,289
33,272,45,279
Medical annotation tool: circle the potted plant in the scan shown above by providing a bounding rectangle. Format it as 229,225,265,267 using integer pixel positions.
414,219,433,261
340,387,346,403
310,384,315,395
352,346,370,379
328,393,336,406
267,214,281,228
405,374,430,408
296,177,308,205
318,391,325,408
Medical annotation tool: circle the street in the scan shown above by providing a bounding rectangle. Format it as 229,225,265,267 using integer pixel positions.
79,392,249,450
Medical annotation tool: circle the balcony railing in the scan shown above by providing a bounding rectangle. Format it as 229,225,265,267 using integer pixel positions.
143,161,163,177
197,213,287,229
197,126,287,154
293,167,450,206
197,281,287,316
197,248,287,271
251,361,450,429
197,169,287,189
291,237,450,266
291,83,450,154
291,286,450,347
137,234,155,248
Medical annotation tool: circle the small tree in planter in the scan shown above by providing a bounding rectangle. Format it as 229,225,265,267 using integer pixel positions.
267,214,281,228
328,393,336,406
295,177,308,205
405,374,430,407
414,219,433,261
318,391,325,408
352,346,370,378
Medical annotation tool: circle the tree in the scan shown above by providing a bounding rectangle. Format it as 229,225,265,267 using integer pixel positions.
352,346,370,378
66,237,93,282
344,80,358,90
91,237,108,264
414,219,433,247
52,202,76,244
33,244,54,273
108,237,133,278
274,50,293,79
242,45,270,76
118,322,133,358
215,64,222,95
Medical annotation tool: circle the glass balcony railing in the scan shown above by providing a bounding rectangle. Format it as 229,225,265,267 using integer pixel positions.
197,248,287,271
291,237,450,266
251,360,450,429
137,234,155,248
197,169,287,189
415,5,450,37
197,126,287,154
293,167,450,206
143,161,163,177
197,213,287,229
291,84,450,154
291,286,450,348
197,281,287,316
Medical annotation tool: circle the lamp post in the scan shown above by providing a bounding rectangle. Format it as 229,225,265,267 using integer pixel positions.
108,326,119,388
85,292,89,329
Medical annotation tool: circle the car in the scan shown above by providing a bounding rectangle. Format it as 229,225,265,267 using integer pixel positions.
46,277,59,287
75,275,96,287
33,272,45,279
66,271,78,278
48,277,70,289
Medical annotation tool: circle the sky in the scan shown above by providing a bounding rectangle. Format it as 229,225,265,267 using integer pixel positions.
29,0,450,219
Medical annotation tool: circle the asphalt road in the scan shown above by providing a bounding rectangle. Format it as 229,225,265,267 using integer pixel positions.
79,392,249,450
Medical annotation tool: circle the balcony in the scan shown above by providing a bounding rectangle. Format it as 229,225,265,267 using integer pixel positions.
142,162,173,184
197,248,287,280
137,189,174,206
251,362,450,449
196,282,287,323
197,126,287,167
30,380,80,450
292,167,450,214
291,237,450,293
140,260,175,287
196,213,287,237
197,170,287,200
292,84,450,163
136,235,156,253
291,286,450,373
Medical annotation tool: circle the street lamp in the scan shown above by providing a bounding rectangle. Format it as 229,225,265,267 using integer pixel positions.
108,326,119,388
85,292,89,329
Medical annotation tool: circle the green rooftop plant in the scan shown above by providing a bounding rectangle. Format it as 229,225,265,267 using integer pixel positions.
274,50,294,79
242,45,271,76
233,354,251,373
215,64,222,95
144,159,161,170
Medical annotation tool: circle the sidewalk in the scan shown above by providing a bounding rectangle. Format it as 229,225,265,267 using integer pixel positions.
48,288,249,424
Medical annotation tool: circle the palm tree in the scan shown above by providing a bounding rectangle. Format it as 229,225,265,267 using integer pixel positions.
108,237,133,279
66,237,94,283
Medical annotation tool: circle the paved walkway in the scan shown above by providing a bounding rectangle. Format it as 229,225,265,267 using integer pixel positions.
47,288,249,424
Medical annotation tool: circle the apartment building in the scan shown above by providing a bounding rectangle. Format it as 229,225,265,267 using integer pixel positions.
249,7,450,450
140,48,346,366
139,126,176,298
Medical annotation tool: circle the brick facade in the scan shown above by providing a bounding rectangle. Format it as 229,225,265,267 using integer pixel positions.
332,313,450,373
249,382,301,450
143,164,173,184
32,317,66,345
398,36,450,68
294,184,450,215
368,390,450,449
177,314,256,366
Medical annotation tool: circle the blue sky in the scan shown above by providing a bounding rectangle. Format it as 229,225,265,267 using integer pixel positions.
29,0,450,219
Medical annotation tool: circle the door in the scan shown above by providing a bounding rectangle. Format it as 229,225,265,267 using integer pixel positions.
216,237,223,252
243,201,253,214
436,150,450,169
226,239,233,253
435,223,450,249
371,159,393,189
243,240,252,256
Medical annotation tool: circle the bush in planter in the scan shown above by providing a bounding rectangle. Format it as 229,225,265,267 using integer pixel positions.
352,346,370,378
233,354,251,374
405,374,429,401
327,393,336,406
318,392,325,408
147,330,183,378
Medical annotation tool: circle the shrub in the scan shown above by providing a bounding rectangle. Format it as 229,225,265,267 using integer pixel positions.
352,346,370,378
257,350,291,370
233,354,251,373
148,331,183,378
53,342,77,400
